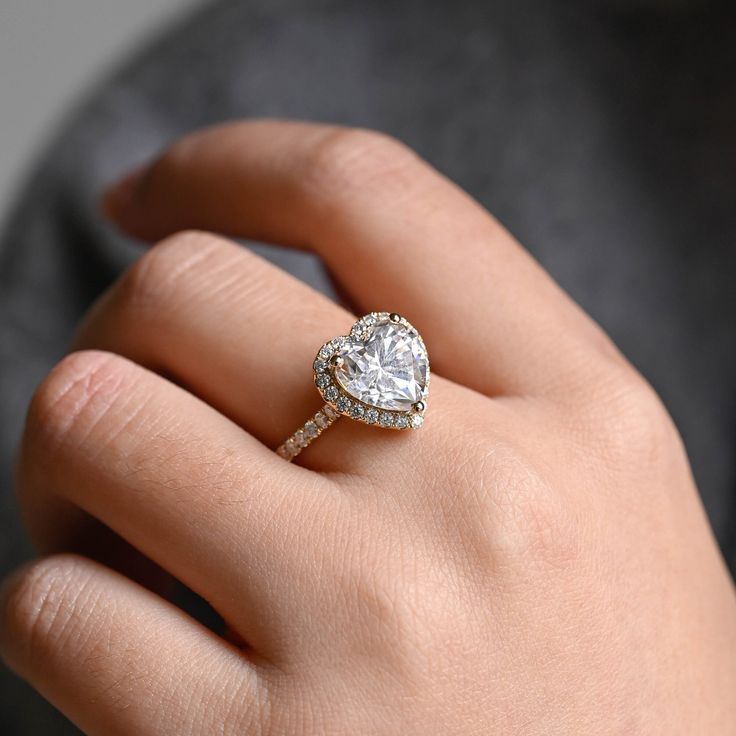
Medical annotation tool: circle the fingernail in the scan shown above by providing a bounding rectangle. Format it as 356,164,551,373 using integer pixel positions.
101,165,146,220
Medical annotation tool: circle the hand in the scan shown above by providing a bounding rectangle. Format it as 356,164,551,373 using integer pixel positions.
2,121,734,735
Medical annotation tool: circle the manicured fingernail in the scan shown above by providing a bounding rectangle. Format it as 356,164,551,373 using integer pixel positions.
101,165,146,220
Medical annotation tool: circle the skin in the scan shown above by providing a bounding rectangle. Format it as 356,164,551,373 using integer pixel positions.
0,120,734,735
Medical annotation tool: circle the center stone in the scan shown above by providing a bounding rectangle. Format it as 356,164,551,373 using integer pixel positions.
334,321,429,410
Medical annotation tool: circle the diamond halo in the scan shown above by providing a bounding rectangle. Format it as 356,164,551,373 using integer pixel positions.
277,312,429,461
313,312,429,431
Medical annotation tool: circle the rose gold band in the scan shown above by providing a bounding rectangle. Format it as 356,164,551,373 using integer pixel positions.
276,404,340,462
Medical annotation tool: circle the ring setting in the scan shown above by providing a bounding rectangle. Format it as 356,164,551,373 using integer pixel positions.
277,312,430,461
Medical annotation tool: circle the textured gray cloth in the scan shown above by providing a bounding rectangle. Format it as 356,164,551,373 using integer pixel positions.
1,1,734,732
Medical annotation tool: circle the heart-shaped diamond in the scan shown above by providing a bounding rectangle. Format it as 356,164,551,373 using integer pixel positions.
334,318,429,411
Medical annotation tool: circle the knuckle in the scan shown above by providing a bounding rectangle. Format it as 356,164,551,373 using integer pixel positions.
341,546,439,659
118,229,229,311
421,421,582,573
585,369,679,469
301,127,418,198
350,561,405,633
25,350,131,458
424,418,587,573
478,443,580,570
0,555,94,670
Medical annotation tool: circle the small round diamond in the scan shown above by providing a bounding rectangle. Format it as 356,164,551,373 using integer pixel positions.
336,396,352,412
410,414,424,429
316,374,331,389
365,408,379,424
325,386,339,402
395,415,409,429
294,430,307,447
323,405,339,420
313,359,328,374
314,411,329,429
379,412,394,427
304,421,319,438
318,345,333,359
351,405,365,419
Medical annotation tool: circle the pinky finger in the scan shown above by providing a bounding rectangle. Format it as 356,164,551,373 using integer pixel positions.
0,555,269,736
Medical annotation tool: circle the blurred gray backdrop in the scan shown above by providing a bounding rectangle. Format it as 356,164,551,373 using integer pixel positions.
0,1,204,221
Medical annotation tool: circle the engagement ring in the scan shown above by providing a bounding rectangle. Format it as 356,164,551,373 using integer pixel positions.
277,312,430,461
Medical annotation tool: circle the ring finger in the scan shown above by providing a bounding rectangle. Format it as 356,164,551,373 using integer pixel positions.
74,230,473,472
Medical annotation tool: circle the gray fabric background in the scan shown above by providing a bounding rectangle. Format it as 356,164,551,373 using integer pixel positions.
1,1,734,732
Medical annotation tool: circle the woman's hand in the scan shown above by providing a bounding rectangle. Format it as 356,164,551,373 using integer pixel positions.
2,121,734,735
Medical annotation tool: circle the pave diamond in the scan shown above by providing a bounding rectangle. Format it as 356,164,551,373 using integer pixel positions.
334,318,428,411
323,405,339,420
316,374,331,389
365,408,379,424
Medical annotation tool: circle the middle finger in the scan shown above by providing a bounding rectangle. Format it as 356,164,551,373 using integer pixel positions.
104,120,623,399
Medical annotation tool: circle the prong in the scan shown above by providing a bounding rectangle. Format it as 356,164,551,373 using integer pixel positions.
330,354,345,369
389,313,402,323
412,400,426,413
